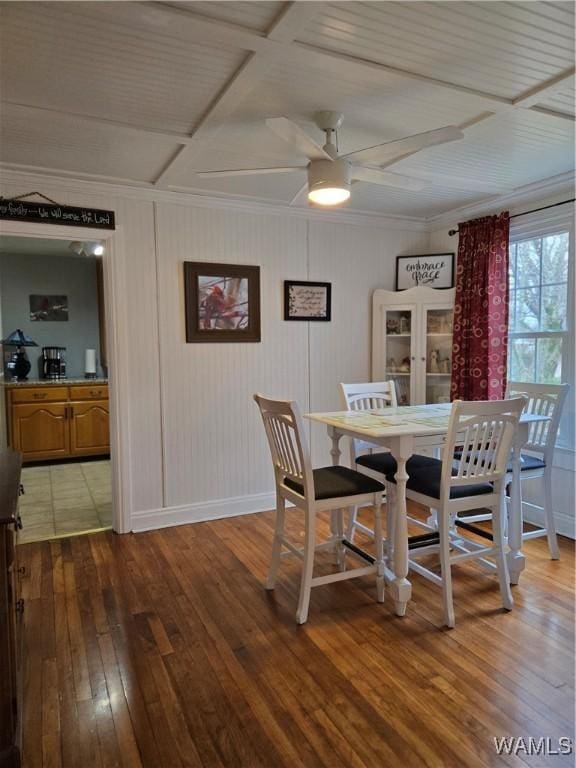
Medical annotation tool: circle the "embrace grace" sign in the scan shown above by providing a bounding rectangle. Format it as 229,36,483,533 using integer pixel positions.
395,253,454,290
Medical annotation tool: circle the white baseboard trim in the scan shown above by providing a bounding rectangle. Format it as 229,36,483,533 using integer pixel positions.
524,505,576,540
130,491,278,533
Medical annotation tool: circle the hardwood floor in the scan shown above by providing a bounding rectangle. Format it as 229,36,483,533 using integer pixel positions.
17,507,575,768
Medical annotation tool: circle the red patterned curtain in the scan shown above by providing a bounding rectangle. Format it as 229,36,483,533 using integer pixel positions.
451,212,510,401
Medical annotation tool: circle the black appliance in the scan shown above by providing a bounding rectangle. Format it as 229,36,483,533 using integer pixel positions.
42,347,67,380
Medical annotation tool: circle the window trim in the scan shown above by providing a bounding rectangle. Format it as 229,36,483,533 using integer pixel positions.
508,202,575,454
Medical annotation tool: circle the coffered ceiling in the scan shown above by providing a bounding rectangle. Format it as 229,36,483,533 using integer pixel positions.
0,1,574,218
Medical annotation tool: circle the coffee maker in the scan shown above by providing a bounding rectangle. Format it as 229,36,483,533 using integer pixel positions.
42,347,67,380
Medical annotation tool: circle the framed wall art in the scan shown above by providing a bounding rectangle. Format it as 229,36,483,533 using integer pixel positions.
395,253,454,291
184,262,260,343
29,294,69,321
284,280,331,321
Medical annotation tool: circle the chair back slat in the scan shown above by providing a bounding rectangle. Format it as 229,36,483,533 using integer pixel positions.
506,382,569,461
340,381,397,457
443,399,526,497
254,394,313,498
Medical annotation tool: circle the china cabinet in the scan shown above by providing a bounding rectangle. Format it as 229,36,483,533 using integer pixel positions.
372,286,455,405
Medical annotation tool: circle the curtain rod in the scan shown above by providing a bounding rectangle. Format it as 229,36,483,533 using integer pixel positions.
447,197,575,236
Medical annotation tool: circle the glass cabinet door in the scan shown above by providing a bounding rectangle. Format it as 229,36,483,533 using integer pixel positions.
424,307,453,404
384,309,414,405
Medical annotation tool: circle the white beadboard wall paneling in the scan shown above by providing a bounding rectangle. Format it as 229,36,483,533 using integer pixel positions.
0,176,164,518
0,2,246,136
297,1,575,100
154,203,310,511
307,221,430,466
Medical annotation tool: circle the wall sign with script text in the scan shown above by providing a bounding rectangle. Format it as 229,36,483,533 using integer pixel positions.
395,253,454,290
284,280,332,321
0,199,115,229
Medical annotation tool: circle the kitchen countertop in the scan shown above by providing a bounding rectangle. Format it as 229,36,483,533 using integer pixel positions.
3,378,108,387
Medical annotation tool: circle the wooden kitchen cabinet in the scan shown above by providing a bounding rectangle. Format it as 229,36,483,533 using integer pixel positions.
11,403,70,461
5,383,109,463
69,400,110,456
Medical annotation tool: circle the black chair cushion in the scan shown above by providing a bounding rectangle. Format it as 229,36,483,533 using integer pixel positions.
385,459,493,500
356,452,440,477
453,450,545,473
284,465,385,500
507,453,546,472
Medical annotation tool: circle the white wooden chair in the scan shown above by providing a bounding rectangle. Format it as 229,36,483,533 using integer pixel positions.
384,398,526,628
460,382,569,560
254,393,386,624
339,381,438,543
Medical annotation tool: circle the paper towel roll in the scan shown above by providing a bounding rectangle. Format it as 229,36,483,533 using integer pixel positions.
85,348,96,375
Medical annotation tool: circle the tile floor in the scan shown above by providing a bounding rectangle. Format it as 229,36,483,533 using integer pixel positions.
18,460,112,543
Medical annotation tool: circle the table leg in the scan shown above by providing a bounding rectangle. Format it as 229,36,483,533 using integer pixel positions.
389,435,412,616
328,426,342,556
329,425,342,467
507,422,527,585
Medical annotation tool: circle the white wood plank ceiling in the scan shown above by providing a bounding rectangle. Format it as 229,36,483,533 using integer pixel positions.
0,0,574,218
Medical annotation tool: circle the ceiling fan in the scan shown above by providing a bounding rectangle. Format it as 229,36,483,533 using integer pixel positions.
197,111,465,206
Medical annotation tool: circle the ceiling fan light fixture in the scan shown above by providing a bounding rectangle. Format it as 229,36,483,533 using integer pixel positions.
307,158,351,206
308,187,350,205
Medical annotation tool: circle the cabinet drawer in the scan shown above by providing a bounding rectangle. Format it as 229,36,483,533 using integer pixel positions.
10,386,68,404
69,385,108,400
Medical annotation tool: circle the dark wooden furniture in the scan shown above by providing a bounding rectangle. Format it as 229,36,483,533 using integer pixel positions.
6,382,109,462
0,451,23,768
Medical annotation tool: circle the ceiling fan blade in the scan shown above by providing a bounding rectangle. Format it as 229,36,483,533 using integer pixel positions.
197,166,306,178
266,117,332,161
351,166,426,191
344,126,464,166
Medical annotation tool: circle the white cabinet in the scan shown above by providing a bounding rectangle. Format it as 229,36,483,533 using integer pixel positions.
372,286,455,405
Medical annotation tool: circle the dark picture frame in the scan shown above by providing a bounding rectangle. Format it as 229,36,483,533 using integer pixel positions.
284,280,332,321
29,294,69,321
395,253,455,291
184,261,261,343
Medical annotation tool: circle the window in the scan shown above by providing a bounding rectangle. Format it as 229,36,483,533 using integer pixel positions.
508,231,569,384
507,204,575,450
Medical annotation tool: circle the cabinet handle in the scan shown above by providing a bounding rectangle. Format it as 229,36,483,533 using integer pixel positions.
19,484,25,496
90,389,100,397
33,392,47,399
15,598,24,615
421,357,426,362
18,566,26,576
15,514,22,531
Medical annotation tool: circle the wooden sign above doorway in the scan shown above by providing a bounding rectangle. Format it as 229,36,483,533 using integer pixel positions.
0,197,115,229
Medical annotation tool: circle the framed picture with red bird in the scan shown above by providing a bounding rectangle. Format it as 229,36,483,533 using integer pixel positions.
184,262,261,343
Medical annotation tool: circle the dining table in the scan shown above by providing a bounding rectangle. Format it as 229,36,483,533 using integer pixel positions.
306,402,549,618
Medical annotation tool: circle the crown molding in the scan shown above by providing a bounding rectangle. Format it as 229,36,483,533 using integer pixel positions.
2,164,572,235
0,166,427,232
425,171,575,230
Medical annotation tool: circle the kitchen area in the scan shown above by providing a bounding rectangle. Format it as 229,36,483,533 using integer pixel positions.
0,235,111,542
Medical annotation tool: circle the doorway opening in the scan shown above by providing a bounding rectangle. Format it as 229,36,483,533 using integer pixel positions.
0,233,116,542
